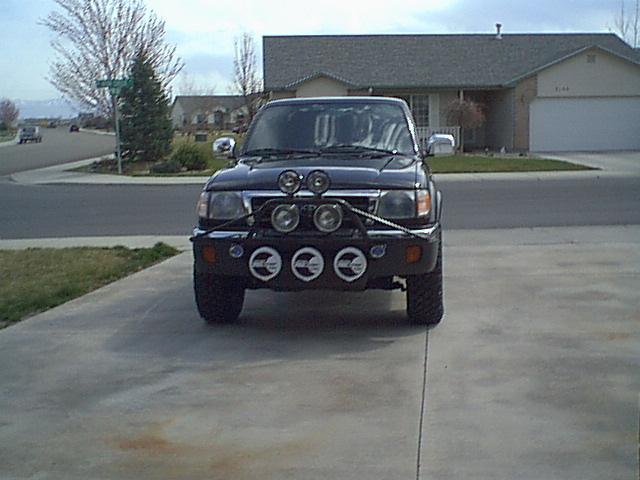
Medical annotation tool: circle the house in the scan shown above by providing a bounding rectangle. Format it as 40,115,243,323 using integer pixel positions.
263,31,640,152
170,95,248,133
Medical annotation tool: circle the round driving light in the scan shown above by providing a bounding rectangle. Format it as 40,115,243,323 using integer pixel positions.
229,244,244,258
307,170,330,195
334,247,367,282
291,247,324,282
271,204,300,233
278,170,302,195
313,204,343,233
249,247,282,282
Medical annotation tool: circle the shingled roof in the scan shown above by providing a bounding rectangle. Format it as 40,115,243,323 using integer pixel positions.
171,95,246,113
263,33,640,91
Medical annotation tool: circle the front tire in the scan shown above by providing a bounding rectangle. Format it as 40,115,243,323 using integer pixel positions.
194,271,245,324
406,238,443,326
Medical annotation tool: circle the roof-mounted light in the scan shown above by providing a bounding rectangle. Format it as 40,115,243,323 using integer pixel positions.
306,170,330,195
278,170,302,195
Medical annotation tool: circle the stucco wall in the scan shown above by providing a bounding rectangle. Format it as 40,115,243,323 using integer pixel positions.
171,102,186,129
514,76,537,152
537,49,640,98
296,77,349,97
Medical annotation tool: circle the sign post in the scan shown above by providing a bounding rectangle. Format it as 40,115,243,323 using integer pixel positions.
96,79,132,174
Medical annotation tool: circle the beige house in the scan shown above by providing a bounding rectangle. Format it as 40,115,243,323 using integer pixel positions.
263,32,640,152
170,96,248,133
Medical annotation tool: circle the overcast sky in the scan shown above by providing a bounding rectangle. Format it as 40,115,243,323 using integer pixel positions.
0,0,630,101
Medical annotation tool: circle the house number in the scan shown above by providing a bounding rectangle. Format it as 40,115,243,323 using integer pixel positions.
555,85,570,92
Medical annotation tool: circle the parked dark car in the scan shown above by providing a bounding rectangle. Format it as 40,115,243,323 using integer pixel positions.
18,126,42,144
191,97,448,326
69,124,80,132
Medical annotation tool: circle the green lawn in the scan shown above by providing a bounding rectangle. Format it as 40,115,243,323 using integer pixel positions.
0,243,179,329
429,154,593,173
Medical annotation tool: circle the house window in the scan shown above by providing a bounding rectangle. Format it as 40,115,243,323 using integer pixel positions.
587,54,596,63
409,95,429,127
196,113,207,124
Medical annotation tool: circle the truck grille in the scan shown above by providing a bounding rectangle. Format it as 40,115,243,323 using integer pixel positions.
247,191,378,235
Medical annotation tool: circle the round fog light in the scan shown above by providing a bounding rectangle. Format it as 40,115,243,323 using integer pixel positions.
271,204,300,233
370,244,386,259
313,204,343,233
229,244,244,258
278,170,301,195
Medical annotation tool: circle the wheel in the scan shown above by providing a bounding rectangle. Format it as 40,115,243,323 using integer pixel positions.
194,271,245,324
406,237,444,326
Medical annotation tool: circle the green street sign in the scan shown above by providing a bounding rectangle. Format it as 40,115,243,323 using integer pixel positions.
96,78,132,89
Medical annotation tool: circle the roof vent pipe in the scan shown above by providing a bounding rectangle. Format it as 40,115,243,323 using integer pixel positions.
496,23,503,40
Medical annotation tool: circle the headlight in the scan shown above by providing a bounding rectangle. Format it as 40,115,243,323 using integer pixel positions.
197,191,247,219
378,190,430,219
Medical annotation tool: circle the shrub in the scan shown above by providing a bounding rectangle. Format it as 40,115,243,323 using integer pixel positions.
150,159,182,174
171,143,208,171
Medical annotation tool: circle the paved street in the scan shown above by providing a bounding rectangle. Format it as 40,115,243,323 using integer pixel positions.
0,128,114,176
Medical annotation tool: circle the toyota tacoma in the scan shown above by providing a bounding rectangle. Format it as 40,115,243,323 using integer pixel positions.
191,97,448,325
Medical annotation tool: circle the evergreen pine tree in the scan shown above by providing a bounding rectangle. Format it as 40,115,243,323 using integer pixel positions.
120,50,173,163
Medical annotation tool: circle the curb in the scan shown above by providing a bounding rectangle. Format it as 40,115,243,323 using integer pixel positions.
0,235,193,250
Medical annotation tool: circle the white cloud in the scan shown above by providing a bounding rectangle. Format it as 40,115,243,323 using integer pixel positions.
148,0,452,37
0,0,627,101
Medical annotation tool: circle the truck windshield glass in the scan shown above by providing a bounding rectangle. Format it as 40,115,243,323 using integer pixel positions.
242,102,416,156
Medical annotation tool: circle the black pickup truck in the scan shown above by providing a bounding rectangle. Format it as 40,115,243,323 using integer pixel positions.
191,97,451,326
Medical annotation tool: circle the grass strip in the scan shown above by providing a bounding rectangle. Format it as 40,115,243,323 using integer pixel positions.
429,155,593,173
0,242,179,329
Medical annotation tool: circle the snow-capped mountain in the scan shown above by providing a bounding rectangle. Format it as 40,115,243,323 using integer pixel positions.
15,98,80,120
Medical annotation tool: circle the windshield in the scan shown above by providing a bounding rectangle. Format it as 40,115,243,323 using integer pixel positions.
242,102,416,156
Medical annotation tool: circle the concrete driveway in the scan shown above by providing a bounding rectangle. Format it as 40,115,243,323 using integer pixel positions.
544,151,640,174
0,226,638,480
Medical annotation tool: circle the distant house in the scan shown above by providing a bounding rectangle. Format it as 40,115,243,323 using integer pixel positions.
170,96,248,133
263,31,640,152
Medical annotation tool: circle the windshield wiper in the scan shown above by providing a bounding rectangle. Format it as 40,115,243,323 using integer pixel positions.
243,148,319,158
319,145,399,157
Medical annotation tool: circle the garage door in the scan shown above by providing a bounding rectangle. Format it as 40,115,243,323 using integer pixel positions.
530,97,640,152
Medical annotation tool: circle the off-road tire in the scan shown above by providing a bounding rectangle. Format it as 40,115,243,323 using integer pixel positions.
406,238,443,326
194,271,245,324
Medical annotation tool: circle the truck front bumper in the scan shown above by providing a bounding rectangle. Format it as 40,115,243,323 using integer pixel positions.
191,224,441,291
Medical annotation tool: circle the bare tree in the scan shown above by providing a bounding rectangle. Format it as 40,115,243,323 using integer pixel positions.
233,32,262,125
612,0,640,47
445,99,485,152
0,98,19,127
40,0,184,119
176,72,217,96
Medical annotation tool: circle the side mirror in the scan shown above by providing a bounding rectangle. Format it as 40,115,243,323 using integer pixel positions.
427,134,456,157
213,137,236,157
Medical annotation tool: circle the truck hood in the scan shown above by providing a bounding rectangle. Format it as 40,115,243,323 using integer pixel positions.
204,155,421,191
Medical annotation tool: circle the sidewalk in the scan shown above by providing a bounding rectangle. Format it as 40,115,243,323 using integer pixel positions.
0,235,193,251
10,157,211,185
8,151,640,186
